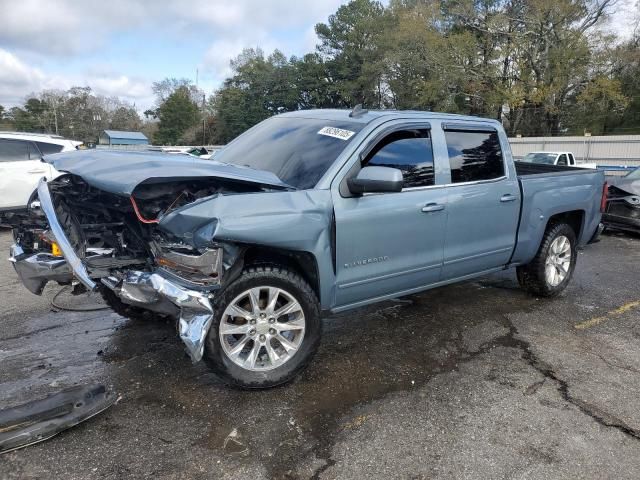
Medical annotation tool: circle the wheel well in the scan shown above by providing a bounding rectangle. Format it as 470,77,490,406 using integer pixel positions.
241,246,321,302
548,210,584,240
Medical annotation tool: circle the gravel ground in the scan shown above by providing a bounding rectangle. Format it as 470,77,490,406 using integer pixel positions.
1,228,639,479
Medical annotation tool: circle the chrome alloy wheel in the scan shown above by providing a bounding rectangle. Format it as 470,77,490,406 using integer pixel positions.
219,287,306,371
545,235,571,287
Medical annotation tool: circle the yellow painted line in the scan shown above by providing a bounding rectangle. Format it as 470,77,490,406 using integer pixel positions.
574,300,640,330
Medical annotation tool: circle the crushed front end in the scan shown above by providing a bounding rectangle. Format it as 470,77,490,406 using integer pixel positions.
9,174,260,361
603,185,640,233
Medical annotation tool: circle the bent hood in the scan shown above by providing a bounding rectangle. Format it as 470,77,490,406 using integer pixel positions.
608,176,640,196
44,149,291,196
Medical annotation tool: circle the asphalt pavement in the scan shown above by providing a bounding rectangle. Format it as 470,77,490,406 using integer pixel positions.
1,228,639,480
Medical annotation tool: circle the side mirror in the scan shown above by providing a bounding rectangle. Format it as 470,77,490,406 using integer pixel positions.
347,166,403,195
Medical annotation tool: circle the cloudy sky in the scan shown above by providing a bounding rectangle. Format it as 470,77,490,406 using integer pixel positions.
0,0,637,112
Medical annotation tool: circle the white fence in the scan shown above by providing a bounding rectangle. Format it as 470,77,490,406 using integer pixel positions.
509,135,640,167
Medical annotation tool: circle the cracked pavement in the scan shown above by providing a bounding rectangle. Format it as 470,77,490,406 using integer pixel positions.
1,229,639,479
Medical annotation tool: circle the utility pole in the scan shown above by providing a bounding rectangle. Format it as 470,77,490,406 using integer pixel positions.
53,100,59,135
202,93,206,147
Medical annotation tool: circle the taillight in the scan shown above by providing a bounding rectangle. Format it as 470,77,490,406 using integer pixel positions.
600,181,608,213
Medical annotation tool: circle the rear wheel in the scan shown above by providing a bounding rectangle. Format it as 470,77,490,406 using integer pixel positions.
204,265,321,389
517,223,578,297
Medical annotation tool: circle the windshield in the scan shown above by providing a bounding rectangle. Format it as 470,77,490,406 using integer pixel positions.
214,117,364,189
625,167,640,179
521,152,557,164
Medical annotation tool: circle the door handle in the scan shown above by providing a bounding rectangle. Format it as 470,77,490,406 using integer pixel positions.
27,169,47,174
500,194,517,202
421,203,445,213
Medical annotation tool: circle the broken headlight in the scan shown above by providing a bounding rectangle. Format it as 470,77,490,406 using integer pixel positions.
156,247,223,286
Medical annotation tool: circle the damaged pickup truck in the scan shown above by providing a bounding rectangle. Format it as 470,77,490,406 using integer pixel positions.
9,109,606,388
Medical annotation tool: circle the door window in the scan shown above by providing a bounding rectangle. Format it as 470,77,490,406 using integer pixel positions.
568,153,575,165
364,129,434,188
444,130,505,183
557,154,568,166
35,141,63,155
0,139,31,162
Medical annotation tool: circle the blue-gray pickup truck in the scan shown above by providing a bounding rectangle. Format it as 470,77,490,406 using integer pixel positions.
9,109,606,388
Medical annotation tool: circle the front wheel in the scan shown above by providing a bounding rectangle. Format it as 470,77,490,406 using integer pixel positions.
517,223,578,297
204,265,321,389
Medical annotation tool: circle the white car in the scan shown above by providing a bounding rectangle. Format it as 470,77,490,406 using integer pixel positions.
0,132,81,215
520,151,597,169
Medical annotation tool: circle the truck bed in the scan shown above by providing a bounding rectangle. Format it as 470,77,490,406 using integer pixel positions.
510,162,604,267
514,161,591,176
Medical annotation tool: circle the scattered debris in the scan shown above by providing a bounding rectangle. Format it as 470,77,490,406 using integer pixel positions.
0,384,115,454
222,428,249,456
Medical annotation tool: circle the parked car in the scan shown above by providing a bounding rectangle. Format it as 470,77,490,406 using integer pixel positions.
9,109,605,388
519,151,597,169
0,132,81,217
603,167,640,233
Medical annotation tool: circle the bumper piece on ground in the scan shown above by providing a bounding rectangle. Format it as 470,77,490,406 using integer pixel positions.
0,385,115,454
102,271,214,362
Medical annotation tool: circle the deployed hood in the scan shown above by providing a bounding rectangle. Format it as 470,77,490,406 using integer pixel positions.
43,149,292,196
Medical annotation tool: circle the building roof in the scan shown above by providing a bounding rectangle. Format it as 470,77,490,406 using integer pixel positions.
102,130,148,140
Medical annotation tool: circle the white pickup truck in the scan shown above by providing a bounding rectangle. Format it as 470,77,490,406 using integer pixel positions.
520,151,597,169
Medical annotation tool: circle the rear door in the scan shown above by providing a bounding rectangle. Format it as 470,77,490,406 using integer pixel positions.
0,139,48,210
440,124,521,279
332,124,447,308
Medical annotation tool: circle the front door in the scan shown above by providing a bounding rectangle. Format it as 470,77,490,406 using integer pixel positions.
332,127,447,308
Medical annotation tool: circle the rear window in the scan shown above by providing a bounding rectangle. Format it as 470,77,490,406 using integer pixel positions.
35,141,64,155
215,117,364,189
444,130,505,183
521,152,557,164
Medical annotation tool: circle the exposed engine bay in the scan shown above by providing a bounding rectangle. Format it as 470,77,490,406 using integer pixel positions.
11,173,277,291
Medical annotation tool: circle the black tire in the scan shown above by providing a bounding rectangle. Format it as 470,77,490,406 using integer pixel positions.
98,286,152,321
516,223,578,297
204,265,321,389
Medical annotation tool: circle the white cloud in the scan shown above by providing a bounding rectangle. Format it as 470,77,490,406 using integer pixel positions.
0,0,346,57
600,0,639,40
0,0,346,106
0,48,153,110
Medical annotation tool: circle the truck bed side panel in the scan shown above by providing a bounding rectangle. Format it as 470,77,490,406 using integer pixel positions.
511,170,604,266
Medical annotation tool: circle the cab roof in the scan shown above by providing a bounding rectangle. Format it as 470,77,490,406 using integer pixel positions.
279,108,501,126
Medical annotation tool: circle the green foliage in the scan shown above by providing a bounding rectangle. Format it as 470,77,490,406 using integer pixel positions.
154,86,200,145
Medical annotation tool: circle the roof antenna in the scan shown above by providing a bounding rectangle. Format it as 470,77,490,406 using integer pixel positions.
349,104,368,118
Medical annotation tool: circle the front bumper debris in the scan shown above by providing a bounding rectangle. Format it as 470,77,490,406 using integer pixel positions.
10,248,216,362
9,244,73,295
101,271,214,362
11,178,217,363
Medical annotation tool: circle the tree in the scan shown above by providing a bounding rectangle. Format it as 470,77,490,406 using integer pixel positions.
154,86,199,145
315,0,389,107
110,106,142,131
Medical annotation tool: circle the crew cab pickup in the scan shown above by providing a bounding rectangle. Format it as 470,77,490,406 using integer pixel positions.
9,109,606,388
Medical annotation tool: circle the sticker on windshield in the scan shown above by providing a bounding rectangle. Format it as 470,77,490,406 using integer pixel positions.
318,126,356,140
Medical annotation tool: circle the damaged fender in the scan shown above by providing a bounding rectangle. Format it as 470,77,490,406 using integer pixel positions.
159,189,337,309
